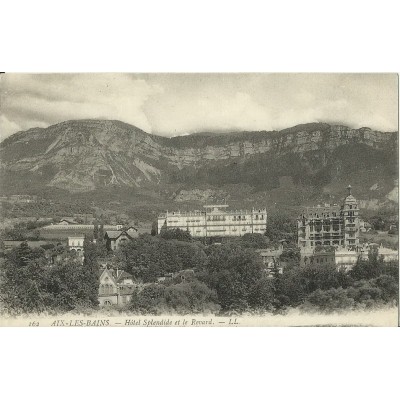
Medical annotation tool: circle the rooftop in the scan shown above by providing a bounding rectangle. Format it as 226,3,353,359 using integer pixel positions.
105,230,124,239
159,206,266,218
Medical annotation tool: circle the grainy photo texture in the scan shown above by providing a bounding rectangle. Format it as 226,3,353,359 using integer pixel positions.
0,73,398,327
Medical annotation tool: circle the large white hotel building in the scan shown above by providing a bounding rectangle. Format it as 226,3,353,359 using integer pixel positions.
157,205,267,238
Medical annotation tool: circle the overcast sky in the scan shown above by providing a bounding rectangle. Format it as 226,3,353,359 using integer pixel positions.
0,73,398,141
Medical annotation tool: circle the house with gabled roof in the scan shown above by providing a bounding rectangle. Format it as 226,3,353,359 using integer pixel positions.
98,268,118,306
123,226,139,237
98,268,137,307
104,230,137,251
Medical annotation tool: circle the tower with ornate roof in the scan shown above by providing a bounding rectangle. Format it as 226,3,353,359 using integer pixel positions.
342,185,360,247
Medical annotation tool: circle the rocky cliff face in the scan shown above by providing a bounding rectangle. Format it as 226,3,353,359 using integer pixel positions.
0,120,165,190
0,120,397,201
156,123,397,168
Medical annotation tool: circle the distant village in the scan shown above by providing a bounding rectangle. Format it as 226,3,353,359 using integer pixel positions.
1,185,398,310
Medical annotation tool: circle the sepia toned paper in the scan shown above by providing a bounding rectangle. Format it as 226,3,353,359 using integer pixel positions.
0,73,398,327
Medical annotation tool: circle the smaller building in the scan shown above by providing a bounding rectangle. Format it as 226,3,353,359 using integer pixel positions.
359,220,372,233
302,251,336,268
332,249,359,271
377,245,398,262
104,229,138,251
59,218,78,225
363,243,399,263
98,268,137,307
256,247,284,276
301,247,358,271
42,220,123,231
124,226,139,237
67,236,85,262
68,236,85,252
300,243,398,271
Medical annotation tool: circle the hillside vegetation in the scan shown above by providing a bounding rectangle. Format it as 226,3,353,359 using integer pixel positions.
0,120,397,221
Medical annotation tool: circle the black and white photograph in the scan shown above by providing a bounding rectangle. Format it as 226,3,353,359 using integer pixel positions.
0,73,398,327
2,2,400,400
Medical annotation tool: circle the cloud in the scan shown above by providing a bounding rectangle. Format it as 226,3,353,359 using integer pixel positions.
0,73,397,141
0,74,164,139
143,73,398,135
193,91,272,132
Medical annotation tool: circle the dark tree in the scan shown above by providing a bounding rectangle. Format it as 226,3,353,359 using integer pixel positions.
115,234,207,282
201,243,264,312
301,288,355,313
160,228,192,242
81,237,100,307
93,223,99,240
98,224,105,242
151,221,158,236
0,242,48,314
248,277,275,311
265,213,297,244
350,249,382,281
239,233,269,249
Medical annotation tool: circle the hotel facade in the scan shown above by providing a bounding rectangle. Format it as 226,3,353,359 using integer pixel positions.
158,205,267,238
297,185,360,248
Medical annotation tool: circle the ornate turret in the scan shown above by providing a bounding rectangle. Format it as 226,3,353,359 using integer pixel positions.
343,184,358,207
342,184,360,248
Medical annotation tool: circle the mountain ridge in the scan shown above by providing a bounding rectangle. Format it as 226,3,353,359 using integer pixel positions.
0,119,397,211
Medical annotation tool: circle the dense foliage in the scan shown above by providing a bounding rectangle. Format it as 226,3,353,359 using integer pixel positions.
0,232,398,316
2,220,51,241
0,241,99,315
115,234,208,282
128,280,220,315
160,227,193,242
264,212,297,245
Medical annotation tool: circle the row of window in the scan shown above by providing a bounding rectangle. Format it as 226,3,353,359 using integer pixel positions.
309,221,343,226
100,284,115,295
309,228,342,232
308,240,344,246
168,215,265,223
102,296,129,306
302,212,338,218
207,216,227,221
70,241,84,246
192,227,264,233
312,257,335,264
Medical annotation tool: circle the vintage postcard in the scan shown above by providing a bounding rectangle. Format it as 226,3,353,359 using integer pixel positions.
0,73,398,327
